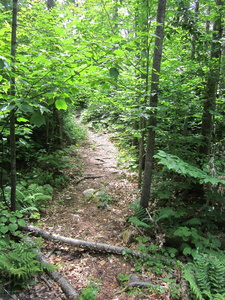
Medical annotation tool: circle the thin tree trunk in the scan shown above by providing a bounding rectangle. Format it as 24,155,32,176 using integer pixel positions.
140,0,167,208
137,0,150,188
190,0,199,59
47,0,55,9
199,0,223,159
10,0,18,211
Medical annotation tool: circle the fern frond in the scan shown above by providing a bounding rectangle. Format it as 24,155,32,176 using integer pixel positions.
195,254,210,292
183,254,225,300
183,266,204,300
208,256,225,294
132,202,149,222
129,216,151,229
213,294,225,300
0,241,43,283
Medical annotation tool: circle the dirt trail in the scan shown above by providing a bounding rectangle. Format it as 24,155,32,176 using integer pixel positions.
22,128,153,300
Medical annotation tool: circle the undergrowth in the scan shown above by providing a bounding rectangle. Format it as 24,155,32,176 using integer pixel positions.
0,239,54,289
183,254,225,300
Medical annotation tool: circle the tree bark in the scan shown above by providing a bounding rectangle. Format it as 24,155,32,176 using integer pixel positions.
136,0,150,188
199,0,223,159
140,0,167,208
10,0,18,211
24,224,145,258
23,224,179,267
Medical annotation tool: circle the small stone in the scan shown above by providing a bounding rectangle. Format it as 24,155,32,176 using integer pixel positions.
83,188,95,200
95,190,105,197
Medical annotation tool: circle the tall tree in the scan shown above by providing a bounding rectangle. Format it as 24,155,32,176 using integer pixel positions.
9,0,18,211
140,0,167,208
199,0,224,159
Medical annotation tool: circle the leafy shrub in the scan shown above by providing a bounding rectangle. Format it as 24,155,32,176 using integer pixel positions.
154,150,225,186
3,183,53,212
129,200,224,259
0,209,26,240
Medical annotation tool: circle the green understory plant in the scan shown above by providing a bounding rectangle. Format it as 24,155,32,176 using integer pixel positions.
77,278,102,300
0,206,55,290
0,209,26,239
0,239,54,289
183,254,225,300
3,182,53,213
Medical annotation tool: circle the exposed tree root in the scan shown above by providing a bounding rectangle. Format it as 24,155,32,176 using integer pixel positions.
36,251,79,299
116,274,157,295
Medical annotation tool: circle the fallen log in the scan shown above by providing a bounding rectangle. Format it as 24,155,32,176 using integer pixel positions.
36,251,79,299
24,224,144,258
23,224,178,267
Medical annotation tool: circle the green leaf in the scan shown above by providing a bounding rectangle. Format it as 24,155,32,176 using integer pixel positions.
17,117,29,122
0,226,9,234
183,246,192,255
9,216,17,223
128,216,150,228
55,99,68,110
141,50,148,58
17,103,34,113
109,67,119,79
30,112,46,127
0,216,8,223
8,223,18,232
174,226,191,237
211,238,221,248
18,219,26,227
114,49,124,57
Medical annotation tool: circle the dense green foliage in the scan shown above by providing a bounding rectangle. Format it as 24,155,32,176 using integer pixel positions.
1,0,225,297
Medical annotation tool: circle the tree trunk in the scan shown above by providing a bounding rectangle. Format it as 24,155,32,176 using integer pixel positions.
47,0,55,9
10,0,18,211
199,0,223,159
136,0,150,188
140,0,167,208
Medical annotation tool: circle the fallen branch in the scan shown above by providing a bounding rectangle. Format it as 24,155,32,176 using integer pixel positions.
23,224,178,267
24,224,144,258
76,175,104,184
36,251,79,299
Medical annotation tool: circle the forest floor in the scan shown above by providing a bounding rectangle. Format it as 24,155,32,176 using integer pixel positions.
19,123,179,300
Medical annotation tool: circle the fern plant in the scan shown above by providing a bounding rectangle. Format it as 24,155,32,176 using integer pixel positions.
183,254,225,300
0,240,55,287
